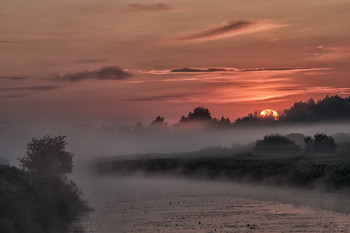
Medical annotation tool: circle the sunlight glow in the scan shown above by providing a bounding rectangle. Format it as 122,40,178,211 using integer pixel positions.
260,109,279,119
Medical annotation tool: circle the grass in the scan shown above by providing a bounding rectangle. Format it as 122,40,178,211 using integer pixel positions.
94,149,350,191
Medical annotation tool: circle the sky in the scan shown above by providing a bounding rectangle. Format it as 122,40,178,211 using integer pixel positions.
1,0,350,126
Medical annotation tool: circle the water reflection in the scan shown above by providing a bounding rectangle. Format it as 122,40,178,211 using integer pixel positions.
74,176,350,233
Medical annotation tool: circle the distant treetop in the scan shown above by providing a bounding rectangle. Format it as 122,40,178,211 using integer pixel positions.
254,134,301,153
280,95,350,122
180,106,212,123
235,95,350,126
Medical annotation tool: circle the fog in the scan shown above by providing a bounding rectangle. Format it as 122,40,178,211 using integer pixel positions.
74,175,350,232
1,120,350,166
77,174,350,213
2,120,350,232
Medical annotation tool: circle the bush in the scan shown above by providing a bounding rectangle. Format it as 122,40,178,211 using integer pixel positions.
254,134,301,153
19,135,73,177
304,133,336,153
0,135,89,233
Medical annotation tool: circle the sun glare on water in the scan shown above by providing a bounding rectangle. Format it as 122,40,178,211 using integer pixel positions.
260,109,279,119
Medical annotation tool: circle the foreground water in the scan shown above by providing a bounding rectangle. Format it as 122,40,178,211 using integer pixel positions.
75,175,350,233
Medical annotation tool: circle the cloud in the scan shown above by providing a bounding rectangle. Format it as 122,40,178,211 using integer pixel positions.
1,94,27,99
127,67,343,105
0,85,58,91
52,66,132,82
171,67,236,73
167,20,287,44
0,75,28,80
311,41,350,62
124,3,175,13
142,67,326,75
0,85,59,99
241,67,316,72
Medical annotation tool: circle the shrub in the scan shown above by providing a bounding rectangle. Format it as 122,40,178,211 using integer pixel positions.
304,133,336,153
254,134,301,153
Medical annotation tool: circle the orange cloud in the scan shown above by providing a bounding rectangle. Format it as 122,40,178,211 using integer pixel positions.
125,67,345,105
165,20,288,45
312,40,350,62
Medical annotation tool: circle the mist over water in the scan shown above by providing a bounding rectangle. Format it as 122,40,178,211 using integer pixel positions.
74,175,350,232
2,121,350,166
2,120,350,232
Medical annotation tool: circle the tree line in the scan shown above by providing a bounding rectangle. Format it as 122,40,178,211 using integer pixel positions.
118,95,350,131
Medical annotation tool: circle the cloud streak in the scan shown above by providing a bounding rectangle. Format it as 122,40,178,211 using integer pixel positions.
52,66,132,82
0,75,28,80
142,67,328,75
0,85,58,92
124,3,175,13
126,67,345,105
168,20,287,44
0,85,59,100
311,41,350,62
171,67,237,73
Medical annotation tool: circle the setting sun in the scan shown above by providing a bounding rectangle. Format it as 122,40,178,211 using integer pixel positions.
260,109,279,119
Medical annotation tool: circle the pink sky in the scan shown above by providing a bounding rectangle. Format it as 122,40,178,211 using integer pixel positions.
1,0,350,125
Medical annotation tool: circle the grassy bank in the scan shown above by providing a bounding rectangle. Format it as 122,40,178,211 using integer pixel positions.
94,152,350,191
0,165,90,233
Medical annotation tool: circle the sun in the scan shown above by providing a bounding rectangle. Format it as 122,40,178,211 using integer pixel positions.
260,109,279,119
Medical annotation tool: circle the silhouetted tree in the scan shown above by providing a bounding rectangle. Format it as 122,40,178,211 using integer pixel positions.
233,95,350,126
151,116,165,125
180,106,212,123
149,116,169,130
218,116,232,128
304,136,313,151
304,133,336,153
18,135,73,177
234,111,277,126
2,136,89,233
254,134,301,153
280,95,350,123
313,133,337,152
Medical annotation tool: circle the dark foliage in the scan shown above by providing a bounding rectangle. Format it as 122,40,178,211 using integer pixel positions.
1,136,89,233
95,154,350,190
305,133,337,153
126,95,350,130
180,106,212,123
177,106,233,129
149,116,169,129
234,111,277,126
0,166,89,233
234,95,350,126
254,134,301,153
279,95,350,123
19,135,73,177
212,116,232,128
